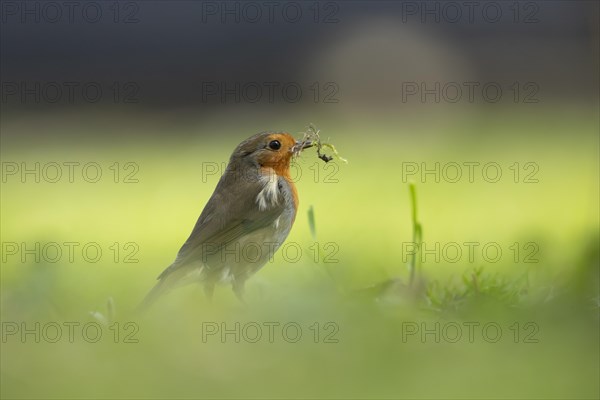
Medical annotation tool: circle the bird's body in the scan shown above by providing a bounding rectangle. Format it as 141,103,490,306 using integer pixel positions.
140,132,311,309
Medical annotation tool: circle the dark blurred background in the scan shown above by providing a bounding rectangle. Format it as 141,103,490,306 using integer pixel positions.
1,0,598,134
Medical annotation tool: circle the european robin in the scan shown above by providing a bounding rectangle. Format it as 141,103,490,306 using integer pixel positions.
140,132,312,309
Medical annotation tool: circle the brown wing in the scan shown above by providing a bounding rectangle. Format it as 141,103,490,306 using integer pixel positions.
157,177,284,280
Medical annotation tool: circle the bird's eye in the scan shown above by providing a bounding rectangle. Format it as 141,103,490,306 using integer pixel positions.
268,140,281,150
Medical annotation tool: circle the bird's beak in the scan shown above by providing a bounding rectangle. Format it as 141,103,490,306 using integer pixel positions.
295,140,313,151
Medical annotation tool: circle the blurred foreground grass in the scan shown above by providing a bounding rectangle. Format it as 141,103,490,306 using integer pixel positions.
1,106,598,399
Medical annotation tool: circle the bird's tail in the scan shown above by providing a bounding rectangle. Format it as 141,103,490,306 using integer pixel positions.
135,279,171,314
136,264,203,314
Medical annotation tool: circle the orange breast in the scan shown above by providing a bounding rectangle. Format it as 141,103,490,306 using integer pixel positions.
261,165,299,220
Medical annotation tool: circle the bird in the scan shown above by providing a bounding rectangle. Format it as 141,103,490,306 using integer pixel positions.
139,131,312,310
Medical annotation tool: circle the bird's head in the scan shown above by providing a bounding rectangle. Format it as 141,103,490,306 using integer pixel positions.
231,132,312,177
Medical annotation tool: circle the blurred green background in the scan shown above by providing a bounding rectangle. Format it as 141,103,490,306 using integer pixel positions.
1,1,599,399
2,106,598,399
